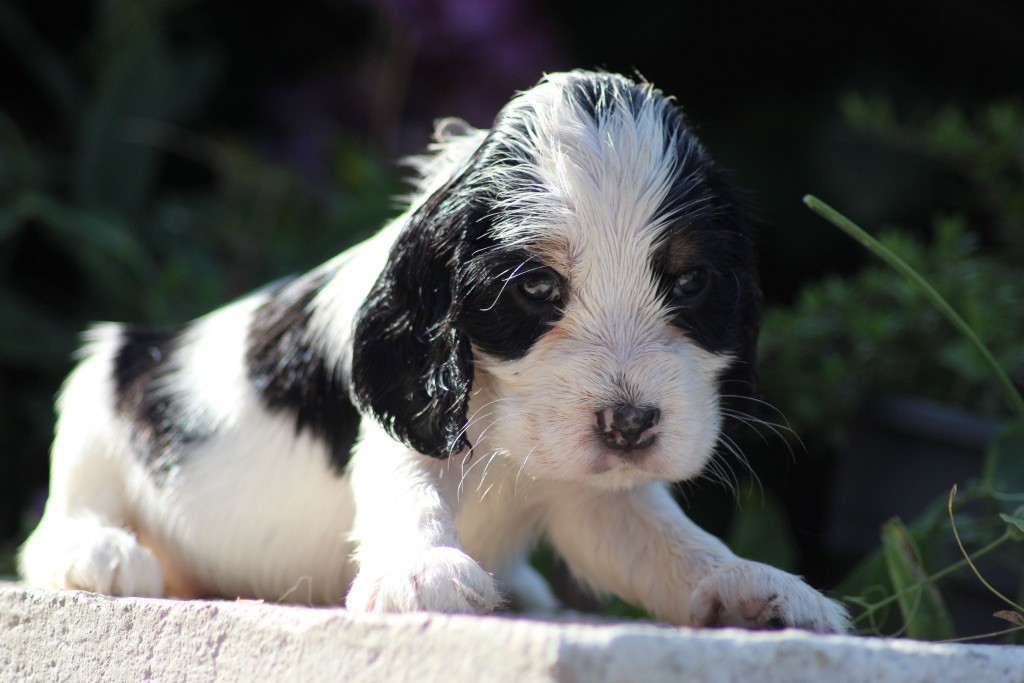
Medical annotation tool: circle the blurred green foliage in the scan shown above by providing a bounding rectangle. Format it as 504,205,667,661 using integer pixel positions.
760,98,1024,448
836,424,1024,641
842,95,1024,262
749,99,1024,641
0,0,401,557
760,218,1024,447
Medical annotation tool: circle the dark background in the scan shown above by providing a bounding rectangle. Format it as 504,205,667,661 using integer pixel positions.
2,0,1022,594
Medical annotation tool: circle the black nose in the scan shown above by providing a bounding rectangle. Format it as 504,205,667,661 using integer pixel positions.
595,404,661,450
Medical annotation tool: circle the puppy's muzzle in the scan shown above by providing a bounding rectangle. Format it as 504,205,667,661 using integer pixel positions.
595,404,660,451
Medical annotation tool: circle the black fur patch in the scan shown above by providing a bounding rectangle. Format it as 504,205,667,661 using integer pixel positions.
637,77,762,394
247,271,362,474
114,325,208,475
653,165,763,434
570,72,764,424
458,246,566,360
351,175,480,459
563,72,762,384
567,71,652,123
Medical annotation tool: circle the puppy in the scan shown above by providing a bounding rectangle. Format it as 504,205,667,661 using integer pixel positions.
20,70,849,632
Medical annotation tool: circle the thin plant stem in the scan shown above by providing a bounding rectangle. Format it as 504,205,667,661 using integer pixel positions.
948,485,1024,612
803,195,1024,422
937,626,1024,644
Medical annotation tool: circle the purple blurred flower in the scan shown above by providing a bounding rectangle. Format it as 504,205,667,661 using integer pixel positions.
259,0,564,180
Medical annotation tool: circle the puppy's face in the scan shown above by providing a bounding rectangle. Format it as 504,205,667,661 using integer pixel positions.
353,72,759,490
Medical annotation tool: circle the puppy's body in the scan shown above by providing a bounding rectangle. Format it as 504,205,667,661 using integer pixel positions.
21,71,849,631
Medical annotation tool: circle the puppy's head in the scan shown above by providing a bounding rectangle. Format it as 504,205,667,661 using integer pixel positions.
352,71,760,489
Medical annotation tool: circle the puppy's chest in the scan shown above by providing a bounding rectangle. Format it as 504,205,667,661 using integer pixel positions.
444,455,547,569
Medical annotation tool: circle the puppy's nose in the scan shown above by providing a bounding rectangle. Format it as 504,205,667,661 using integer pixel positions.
595,404,660,450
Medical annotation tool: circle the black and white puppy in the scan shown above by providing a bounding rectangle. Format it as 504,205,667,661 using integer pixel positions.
21,71,848,632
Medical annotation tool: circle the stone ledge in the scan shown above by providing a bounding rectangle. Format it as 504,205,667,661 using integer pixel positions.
2,583,1023,682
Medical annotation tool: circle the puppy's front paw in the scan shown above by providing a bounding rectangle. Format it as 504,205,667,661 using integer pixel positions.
22,522,165,598
689,562,849,634
347,547,499,615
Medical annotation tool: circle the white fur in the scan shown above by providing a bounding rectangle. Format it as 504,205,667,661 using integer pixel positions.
20,71,849,632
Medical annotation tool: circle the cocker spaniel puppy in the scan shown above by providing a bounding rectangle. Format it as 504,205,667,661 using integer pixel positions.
21,71,849,632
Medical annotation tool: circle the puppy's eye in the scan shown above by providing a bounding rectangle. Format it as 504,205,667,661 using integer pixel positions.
519,270,562,303
672,267,710,302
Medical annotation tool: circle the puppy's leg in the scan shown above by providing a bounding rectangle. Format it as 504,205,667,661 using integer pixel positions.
544,482,849,633
19,347,163,597
344,432,499,614
19,446,163,597
495,550,561,615
20,515,163,598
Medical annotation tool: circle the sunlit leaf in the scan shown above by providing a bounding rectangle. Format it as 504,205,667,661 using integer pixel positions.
999,507,1024,541
881,517,956,640
994,610,1024,627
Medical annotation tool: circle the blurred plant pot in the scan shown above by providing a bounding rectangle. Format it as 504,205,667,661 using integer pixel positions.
828,394,1000,555
827,393,1010,636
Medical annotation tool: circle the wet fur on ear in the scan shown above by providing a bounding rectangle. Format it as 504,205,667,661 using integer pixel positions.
711,172,763,409
350,163,485,459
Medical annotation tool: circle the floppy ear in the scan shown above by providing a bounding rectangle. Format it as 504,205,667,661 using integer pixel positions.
350,171,484,459
712,174,763,404
731,205,762,398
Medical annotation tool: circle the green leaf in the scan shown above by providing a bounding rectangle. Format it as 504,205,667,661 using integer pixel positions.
600,596,652,621
881,518,956,640
836,548,889,600
74,7,178,217
999,508,1024,541
983,422,1024,495
727,481,798,573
